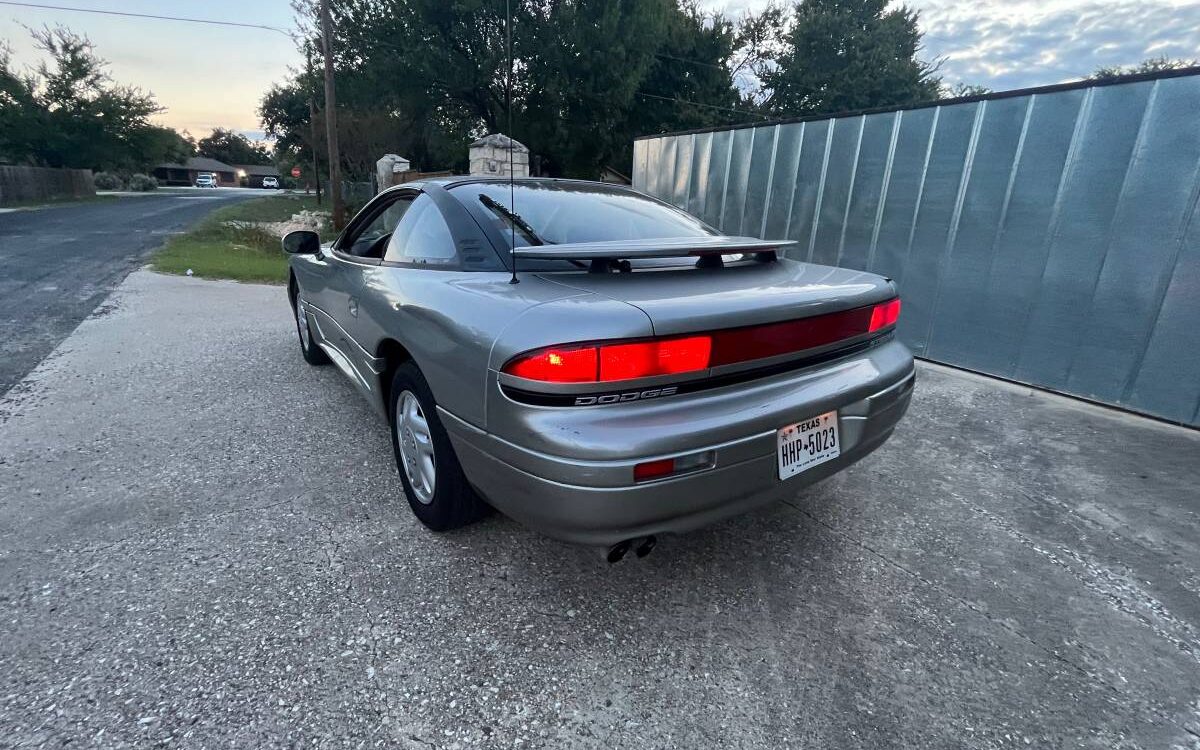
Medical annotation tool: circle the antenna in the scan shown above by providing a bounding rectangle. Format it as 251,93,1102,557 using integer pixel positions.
506,0,519,285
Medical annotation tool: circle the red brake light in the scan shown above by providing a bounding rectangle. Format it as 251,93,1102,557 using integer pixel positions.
502,298,899,385
868,298,901,331
599,336,711,381
505,335,712,384
505,346,598,382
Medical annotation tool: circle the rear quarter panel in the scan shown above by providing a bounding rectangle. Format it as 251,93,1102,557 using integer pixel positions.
355,269,653,428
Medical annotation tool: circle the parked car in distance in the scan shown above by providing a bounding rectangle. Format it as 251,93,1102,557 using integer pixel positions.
195,173,218,188
283,178,914,560
262,176,279,189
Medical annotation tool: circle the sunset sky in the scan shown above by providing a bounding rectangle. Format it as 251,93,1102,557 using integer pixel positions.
2,0,1198,143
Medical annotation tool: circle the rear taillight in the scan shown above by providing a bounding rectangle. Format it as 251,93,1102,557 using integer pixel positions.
504,346,599,382
503,298,900,385
505,335,712,383
869,298,901,332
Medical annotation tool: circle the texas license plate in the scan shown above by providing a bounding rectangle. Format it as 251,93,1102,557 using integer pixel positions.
777,410,840,480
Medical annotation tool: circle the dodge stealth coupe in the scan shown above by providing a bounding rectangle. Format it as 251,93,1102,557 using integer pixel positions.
284,177,914,560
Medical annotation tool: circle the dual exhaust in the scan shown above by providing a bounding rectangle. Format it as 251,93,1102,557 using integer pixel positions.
606,535,657,563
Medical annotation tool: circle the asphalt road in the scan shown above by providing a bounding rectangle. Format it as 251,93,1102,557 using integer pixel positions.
0,190,256,397
1,271,1198,749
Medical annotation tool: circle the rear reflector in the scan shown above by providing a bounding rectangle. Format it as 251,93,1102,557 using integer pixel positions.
633,458,675,482
634,451,715,482
503,298,900,385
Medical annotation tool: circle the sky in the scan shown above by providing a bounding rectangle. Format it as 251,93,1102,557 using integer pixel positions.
2,0,1199,141
0,0,299,140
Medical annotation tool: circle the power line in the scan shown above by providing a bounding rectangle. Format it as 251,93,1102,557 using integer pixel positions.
653,51,728,71
0,1,292,36
636,91,768,119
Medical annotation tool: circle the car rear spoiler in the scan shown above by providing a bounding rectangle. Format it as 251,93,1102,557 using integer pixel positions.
511,236,797,272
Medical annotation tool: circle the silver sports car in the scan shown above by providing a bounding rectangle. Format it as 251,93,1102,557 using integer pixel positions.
284,177,914,559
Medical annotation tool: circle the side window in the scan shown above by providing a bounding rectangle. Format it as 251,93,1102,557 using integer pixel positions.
383,194,456,265
340,197,413,258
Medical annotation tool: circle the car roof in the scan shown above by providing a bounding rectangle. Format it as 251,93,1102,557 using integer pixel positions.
391,176,640,193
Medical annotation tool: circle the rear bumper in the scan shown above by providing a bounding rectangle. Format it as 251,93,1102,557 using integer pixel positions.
441,339,914,546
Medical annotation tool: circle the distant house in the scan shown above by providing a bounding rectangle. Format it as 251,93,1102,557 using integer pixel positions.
233,164,282,188
152,157,237,187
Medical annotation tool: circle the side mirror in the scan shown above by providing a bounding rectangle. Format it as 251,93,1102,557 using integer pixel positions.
282,230,320,255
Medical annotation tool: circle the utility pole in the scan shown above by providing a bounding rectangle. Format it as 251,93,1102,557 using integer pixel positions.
319,0,345,228
305,44,322,206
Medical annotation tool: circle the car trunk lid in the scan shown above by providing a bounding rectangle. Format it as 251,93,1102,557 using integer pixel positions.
537,259,894,337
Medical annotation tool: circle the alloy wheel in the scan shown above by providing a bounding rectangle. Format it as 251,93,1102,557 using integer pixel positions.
396,390,436,504
296,301,311,351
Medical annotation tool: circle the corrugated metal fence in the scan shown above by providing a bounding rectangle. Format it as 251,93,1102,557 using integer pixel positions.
633,71,1200,427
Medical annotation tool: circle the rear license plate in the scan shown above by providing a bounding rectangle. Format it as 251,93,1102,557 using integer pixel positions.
777,410,840,480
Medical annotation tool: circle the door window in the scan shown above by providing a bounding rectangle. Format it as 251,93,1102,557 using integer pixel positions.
340,197,413,259
384,194,456,265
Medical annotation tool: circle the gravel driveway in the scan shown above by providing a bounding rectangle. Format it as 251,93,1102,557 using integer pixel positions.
1,270,1198,749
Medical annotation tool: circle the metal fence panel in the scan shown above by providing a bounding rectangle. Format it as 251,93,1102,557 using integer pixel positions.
632,72,1200,426
926,97,1029,366
838,113,895,271
762,123,804,240
721,127,755,235
810,116,860,268
788,118,832,255
686,132,712,219
741,124,778,239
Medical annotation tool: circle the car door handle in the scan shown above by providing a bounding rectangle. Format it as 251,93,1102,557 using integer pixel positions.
348,297,359,317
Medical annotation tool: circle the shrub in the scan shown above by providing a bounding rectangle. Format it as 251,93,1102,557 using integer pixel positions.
93,171,123,190
127,173,158,191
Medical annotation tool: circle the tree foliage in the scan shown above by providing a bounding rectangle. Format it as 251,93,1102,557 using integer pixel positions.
260,0,965,178
1091,56,1198,81
756,0,942,117
197,127,272,165
0,26,193,170
263,0,745,179
945,82,991,98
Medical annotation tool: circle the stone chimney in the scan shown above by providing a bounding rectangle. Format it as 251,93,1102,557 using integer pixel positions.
468,134,529,178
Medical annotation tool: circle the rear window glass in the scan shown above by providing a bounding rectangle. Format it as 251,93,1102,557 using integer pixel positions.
454,180,716,248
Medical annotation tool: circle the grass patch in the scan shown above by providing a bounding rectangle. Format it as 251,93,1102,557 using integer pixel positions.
152,194,331,284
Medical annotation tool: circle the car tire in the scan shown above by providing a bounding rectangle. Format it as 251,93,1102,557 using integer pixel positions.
291,290,329,366
389,362,489,531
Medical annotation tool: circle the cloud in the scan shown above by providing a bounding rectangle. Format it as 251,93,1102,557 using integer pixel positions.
702,0,1200,92
905,0,1200,89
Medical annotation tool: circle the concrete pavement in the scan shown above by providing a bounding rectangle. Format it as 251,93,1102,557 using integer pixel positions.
0,271,1198,749
0,190,257,397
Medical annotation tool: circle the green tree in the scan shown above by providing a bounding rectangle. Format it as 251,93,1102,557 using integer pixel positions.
760,0,942,117
607,2,747,172
0,42,42,164
1091,56,1198,80
197,127,272,165
0,26,190,171
946,82,990,98
264,0,749,179
134,125,195,166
